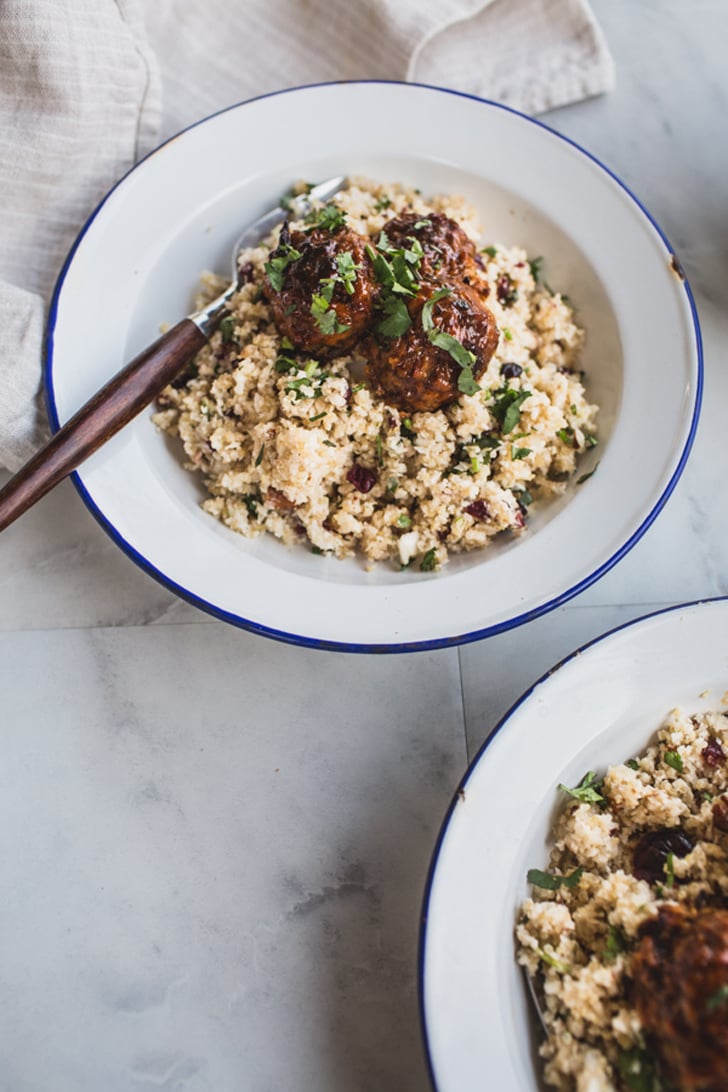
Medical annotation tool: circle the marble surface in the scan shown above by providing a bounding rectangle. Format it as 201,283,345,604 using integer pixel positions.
1,1,726,1088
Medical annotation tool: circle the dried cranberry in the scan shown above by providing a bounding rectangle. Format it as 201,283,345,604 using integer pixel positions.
465,500,490,521
703,739,726,767
496,273,517,307
500,362,523,380
346,464,377,494
633,828,694,884
237,261,256,284
266,487,295,511
713,796,728,832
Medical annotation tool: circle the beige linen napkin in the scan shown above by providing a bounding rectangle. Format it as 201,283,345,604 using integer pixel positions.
0,0,614,472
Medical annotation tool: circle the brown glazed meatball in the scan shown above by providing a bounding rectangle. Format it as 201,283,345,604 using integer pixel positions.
263,224,377,356
380,212,487,295
631,903,728,1091
364,281,499,413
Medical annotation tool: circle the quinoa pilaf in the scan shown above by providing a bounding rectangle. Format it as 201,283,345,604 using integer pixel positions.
153,179,598,570
517,708,728,1091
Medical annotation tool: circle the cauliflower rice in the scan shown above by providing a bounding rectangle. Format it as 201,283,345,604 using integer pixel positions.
517,708,728,1091
153,178,598,570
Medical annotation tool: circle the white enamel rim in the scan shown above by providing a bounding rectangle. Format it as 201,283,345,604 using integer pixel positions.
420,597,728,1090
46,81,702,652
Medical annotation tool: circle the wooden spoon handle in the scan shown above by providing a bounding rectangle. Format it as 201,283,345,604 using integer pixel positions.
0,318,206,533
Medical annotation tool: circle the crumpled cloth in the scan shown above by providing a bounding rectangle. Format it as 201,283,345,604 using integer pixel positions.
0,0,614,471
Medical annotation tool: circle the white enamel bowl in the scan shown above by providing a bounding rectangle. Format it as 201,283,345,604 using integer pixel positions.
46,82,702,651
420,598,728,1090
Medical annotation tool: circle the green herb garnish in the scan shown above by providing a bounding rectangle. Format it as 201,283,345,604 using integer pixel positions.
374,195,391,212
482,245,498,259
242,494,258,518
219,315,235,343
376,295,411,338
664,750,684,774
604,925,627,961
707,984,728,1013
617,1047,661,1092
255,444,265,467
421,287,452,332
264,243,302,292
626,759,640,771
420,548,438,572
559,770,605,805
310,292,350,336
396,513,412,529
537,948,571,974
528,256,544,283
306,203,347,232
527,867,584,891
664,852,676,888
577,463,599,485
511,446,532,460
490,387,532,435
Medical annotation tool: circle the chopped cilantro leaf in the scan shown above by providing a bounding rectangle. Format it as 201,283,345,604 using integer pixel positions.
374,195,391,212
559,770,604,805
219,315,235,343
527,867,584,891
511,446,532,460
377,295,411,338
664,750,684,773
528,256,544,283
513,487,532,512
577,463,599,485
604,925,627,962
306,203,347,232
538,948,571,974
413,218,431,229
420,548,438,572
336,250,360,293
310,293,350,336
482,245,498,259
428,328,477,371
490,388,532,435
626,759,640,771
617,1047,660,1092
421,287,452,333
264,243,302,292
396,513,412,529
255,444,265,467
707,984,728,1013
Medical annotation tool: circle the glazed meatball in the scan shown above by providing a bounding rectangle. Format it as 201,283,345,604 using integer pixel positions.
263,223,377,356
364,281,499,413
380,211,487,295
632,904,728,1091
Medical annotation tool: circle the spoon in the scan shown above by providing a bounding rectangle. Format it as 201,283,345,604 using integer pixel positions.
0,175,346,533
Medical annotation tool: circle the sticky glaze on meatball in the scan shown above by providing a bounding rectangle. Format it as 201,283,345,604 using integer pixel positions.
263,224,378,356
364,281,499,413
380,211,488,295
632,904,728,1091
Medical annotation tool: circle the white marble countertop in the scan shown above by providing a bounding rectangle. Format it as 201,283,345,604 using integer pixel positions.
1,3,726,1089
